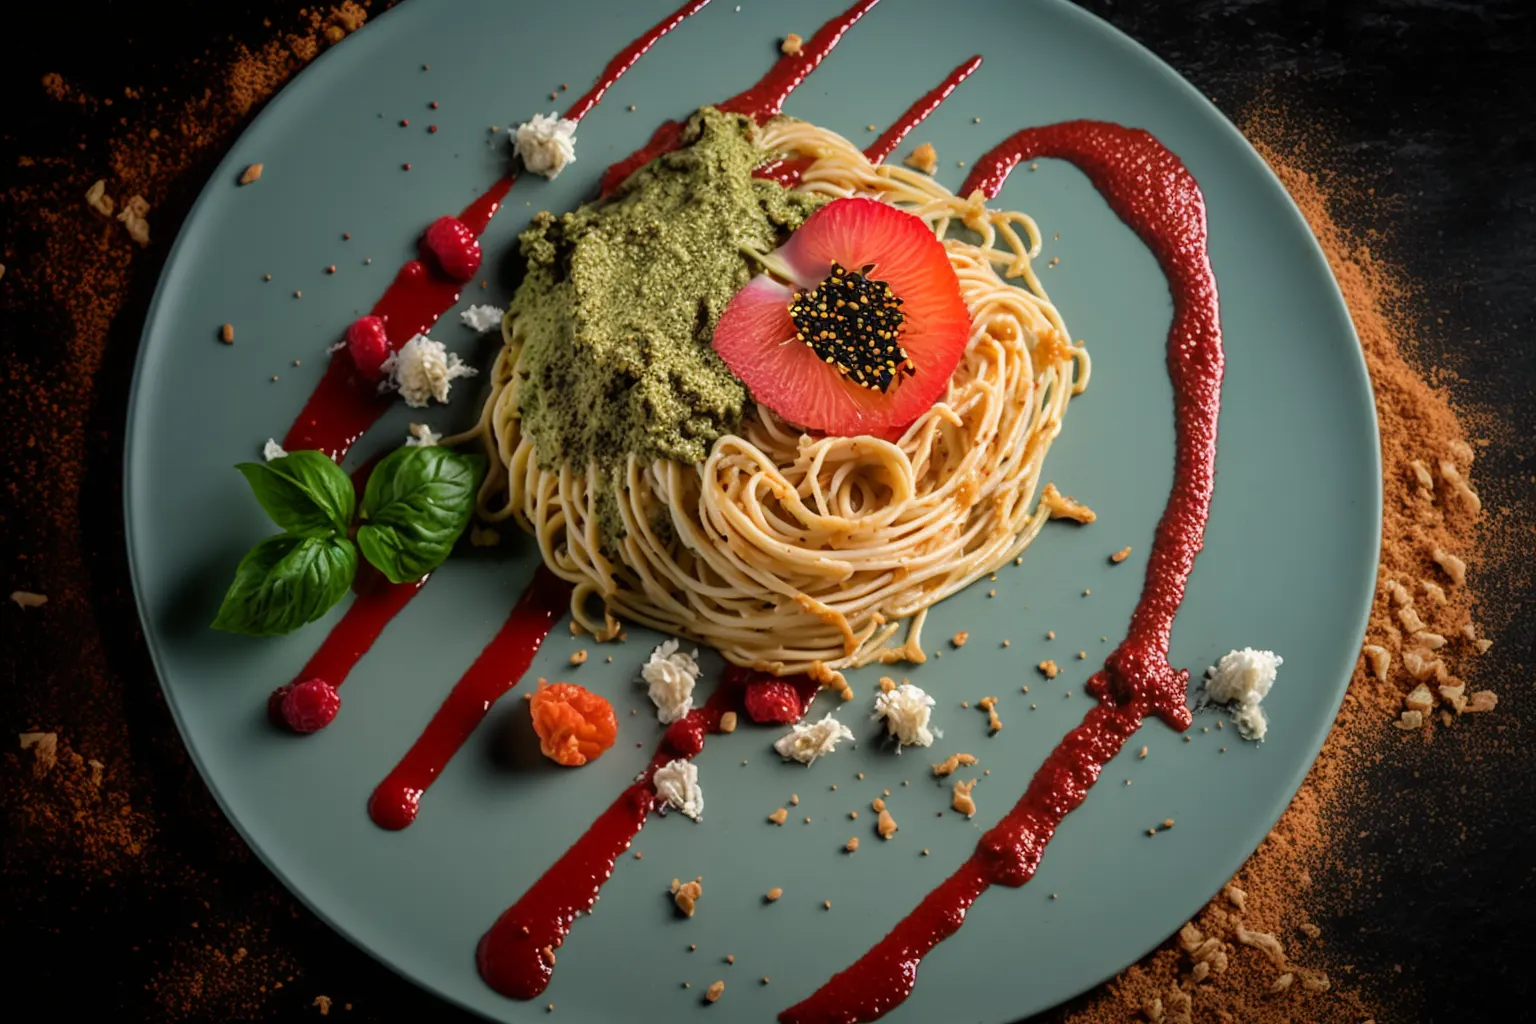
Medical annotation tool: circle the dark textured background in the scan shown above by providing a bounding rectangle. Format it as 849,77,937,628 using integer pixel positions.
2,1,1532,1021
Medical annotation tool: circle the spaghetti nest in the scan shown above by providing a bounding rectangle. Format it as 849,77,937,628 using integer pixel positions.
458,118,1088,675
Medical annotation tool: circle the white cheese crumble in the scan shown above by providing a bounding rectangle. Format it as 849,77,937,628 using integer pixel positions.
404,423,441,447
872,682,937,750
1203,647,1284,742
653,758,703,821
773,713,855,766
640,638,700,724
262,439,287,462
460,304,505,334
513,113,578,179
378,333,477,408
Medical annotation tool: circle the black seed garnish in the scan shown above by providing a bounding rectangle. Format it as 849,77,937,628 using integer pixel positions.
788,261,914,392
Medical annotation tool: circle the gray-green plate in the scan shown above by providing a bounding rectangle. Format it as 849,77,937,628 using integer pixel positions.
123,1,1380,1021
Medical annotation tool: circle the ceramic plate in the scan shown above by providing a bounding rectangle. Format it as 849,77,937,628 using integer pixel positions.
123,1,1380,1021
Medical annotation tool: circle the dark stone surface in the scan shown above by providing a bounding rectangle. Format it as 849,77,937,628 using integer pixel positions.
1,2,1531,1021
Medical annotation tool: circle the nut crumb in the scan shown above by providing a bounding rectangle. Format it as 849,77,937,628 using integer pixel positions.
780,33,803,55
11,591,49,609
951,631,969,648
878,675,897,692
706,980,725,1003
569,649,588,665
845,837,860,852
977,696,1002,733
1110,546,1132,563
768,808,788,825
1138,745,1149,759
1038,660,1059,679
877,808,898,839
765,887,783,902
670,877,703,917
903,142,938,174
720,711,738,733
932,752,977,776
952,778,978,818
1040,482,1096,523
240,163,264,185
789,793,799,805
313,995,332,1015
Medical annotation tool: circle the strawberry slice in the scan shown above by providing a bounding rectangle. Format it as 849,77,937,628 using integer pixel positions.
712,198,970,435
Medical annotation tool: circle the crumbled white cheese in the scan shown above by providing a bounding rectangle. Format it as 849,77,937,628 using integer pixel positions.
378,333,477,408
1204,648,1284,742
513,113,578,179
653,758,703,821
460,304,505,334
773,713,855,766
640,638,700,724
404,423,441,447
262,438,287,462
872,682,937,750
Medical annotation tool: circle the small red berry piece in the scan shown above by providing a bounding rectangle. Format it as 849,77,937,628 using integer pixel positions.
744,679,806,724
280,678,341,733
421,215,481,282
664,716,706,758
345,315,390,380
267,683,295,726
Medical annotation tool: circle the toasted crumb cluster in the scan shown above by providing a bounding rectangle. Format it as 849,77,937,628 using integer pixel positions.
1038,660,1060,679
977,696,1002,733
1040,482,1096,523
903,142,939,174
1110,546,1132,563
670,876,703,917
952,777,978,818
780,33,803,55
932,752,977,777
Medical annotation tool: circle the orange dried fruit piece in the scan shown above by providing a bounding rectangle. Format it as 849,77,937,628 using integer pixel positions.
529,679,618,766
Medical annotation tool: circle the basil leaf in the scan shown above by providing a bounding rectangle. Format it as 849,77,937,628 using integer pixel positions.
357,447,485,584
211,534,358,636
235,451,354,538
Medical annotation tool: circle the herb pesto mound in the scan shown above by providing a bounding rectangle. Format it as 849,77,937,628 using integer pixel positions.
511,107,823,480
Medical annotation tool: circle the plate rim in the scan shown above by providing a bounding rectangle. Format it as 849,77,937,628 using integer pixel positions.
121,0,1383,1020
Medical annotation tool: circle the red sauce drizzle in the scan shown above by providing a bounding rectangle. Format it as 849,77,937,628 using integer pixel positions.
367,567,569,831
862,55,982,166
282,0,709,459
297,572,426,690
779,121,1222,1024
599,0,882,196
477,667,821,999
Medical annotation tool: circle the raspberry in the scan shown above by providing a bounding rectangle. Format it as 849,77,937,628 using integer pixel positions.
345,315,390,381
664,716,706,758
267,683,294,726
420,215,482,282
280,678,341,733
744,679,805,724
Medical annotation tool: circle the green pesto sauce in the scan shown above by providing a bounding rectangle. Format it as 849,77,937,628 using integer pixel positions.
510,107,822,545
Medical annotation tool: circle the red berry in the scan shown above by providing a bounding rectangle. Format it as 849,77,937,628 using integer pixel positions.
663,716,706,758
280,678,341,733
345,315,390,380
421,215,481,282
267,683,294,726
744,680,805,724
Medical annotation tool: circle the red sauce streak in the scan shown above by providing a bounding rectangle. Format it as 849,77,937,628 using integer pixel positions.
282,0,709,459
599,0,882,196
863,55,982,166
779,121,1222,1024
297,571,426,690
367,568,569,831
477,667,820,999
752,155,815,188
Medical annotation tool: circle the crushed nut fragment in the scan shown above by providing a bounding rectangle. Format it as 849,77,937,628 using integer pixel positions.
1110,546,1132,563
780,33,803,55
706,980,725,1003
952,778,978,818
569,649,588,665
903,142,938,174
877,808,898,839
845,837,860,852
978,696,1002,733
768,808,788,825
719,711,737,734
670,877,703,917
951,631,969,648
1038,660,1059,679
765,887,783,902
1041,482,1096,522
932,753,977,776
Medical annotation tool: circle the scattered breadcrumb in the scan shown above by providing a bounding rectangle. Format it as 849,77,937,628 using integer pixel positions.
780,33,803,55
932,752,977,776
219,322,235,344
1038,660,1060,679
768,808,788,825
1138,745,1148,759
720,711,738,734
845,837,859,852
239,163,264,185
978,696,1002,734
670,877,703,917
952,778,978,818
1111,546,1132,563
10,591,48,609
765,887,783,902
951,631,969,648
569,649,588,666
877,808,898,839
903,142,938,174
1041,482,1096,522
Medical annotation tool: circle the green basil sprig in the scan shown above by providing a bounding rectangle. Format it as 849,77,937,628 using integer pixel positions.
357,446,486,584
212,446,486,636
